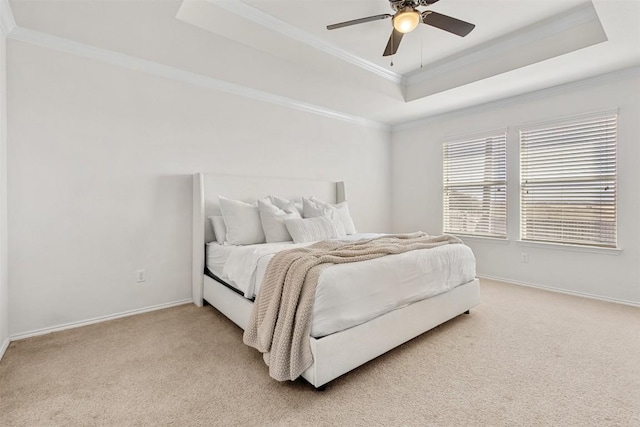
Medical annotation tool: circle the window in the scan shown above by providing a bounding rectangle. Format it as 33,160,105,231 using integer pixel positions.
520,114,617,248
443,133,507,238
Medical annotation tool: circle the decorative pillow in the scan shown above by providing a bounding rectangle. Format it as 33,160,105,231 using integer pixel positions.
284,216,338,244
302,197,346,237
218,196,266,245
270,195,303,216
258,198,301,243
311,197,357,235
208,215,227,244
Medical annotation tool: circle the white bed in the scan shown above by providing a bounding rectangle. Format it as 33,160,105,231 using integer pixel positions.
192,173,480,388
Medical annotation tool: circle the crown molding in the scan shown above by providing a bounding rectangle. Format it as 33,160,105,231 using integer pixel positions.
403,1,602,87
393,65,640,132
7,26,390,131
0,0,16,36
211,0,403,85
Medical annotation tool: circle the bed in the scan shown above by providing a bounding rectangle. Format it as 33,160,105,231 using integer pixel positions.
192,173,480,388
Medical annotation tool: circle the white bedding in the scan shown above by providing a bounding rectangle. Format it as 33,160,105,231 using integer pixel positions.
205,243,236,280
206,234,380,295
206,234,476,338
206,240,303,295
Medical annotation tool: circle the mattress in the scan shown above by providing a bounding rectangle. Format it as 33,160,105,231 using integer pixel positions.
206,240,304,296
205,243,237,279
206,234,381,295
206,234,476,338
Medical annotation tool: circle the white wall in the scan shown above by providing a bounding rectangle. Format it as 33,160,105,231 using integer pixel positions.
7,40,392,336
391,68,640,305
0,28,9,353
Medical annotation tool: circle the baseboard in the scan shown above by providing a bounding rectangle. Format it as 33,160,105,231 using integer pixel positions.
10,299,193,341
478,275,640,308
0,336,9,362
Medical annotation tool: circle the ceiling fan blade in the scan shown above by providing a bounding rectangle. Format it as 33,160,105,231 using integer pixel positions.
422,11,475,37
383,29,404,57
327,14,392,30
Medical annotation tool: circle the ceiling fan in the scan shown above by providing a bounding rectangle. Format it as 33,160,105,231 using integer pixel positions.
326,0,475,57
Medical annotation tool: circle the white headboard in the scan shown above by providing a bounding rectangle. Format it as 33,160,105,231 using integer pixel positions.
192,173,346,306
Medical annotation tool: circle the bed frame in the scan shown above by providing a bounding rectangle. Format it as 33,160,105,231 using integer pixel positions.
192,173,480,388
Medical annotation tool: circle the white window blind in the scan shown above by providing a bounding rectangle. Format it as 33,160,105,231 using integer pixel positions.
520,114,617,248
443,133,507,238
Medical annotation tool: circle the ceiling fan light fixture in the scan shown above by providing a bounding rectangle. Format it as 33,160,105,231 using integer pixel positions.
393,9,421,33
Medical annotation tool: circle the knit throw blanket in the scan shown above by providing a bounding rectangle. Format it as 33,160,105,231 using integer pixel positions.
242,232,463,381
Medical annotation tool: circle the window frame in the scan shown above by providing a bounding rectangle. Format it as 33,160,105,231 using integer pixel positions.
519,111,618,249
442,131,508,239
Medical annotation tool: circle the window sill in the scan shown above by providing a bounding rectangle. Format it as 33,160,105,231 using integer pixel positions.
452,234,511,245
517,240,622,255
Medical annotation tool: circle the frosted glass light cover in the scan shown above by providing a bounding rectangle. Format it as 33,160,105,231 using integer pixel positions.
393,10,420,33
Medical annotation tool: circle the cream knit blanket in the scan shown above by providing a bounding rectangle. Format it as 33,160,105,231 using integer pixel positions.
242,232,462,381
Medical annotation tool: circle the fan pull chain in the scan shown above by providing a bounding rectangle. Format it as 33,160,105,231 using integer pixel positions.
420,37,423,68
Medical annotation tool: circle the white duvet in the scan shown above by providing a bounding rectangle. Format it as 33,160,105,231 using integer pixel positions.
206,233,476,338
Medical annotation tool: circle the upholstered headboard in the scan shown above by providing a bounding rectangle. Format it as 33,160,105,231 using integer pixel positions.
192,173,346,305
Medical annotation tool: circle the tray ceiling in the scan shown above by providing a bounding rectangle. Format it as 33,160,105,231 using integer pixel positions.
6,0,640,126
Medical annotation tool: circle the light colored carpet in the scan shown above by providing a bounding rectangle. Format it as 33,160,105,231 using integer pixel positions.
1,279,639,426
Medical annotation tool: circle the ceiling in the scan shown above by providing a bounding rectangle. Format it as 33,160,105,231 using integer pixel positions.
6,0,640,127
241,0,588,75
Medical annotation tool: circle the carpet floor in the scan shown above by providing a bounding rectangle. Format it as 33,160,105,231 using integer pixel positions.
1,279,639,426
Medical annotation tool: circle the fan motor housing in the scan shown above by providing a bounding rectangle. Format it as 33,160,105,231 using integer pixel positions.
390,0,437,12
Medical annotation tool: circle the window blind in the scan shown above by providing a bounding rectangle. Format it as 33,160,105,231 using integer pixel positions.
520,114,617,248
443,133,507,238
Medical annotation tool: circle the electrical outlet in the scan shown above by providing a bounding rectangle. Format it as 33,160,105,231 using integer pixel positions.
521,253,529,263
136,269,146,283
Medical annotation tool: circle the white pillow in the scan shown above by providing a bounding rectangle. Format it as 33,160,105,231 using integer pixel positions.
312,197,357,235
302,197,346,237
284,216,338,244
208,215,227,244
258,198,301,243
218,196,266,245
270,195,303,216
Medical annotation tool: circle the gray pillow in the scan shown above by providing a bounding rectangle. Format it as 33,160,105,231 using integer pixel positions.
258,198,301,243
284,216,338,244
218,196,265,245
